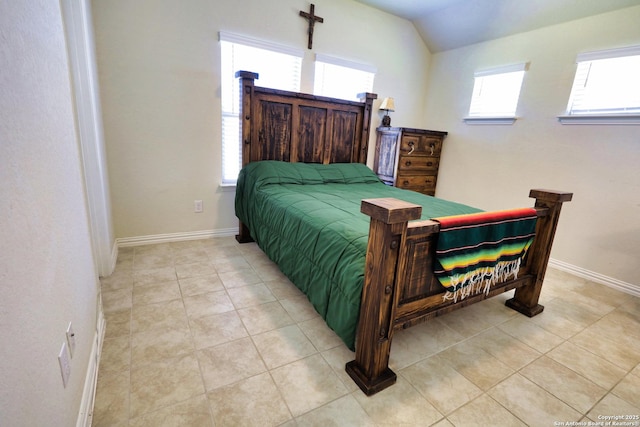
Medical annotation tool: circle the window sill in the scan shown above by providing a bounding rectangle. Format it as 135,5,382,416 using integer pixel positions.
463,116,517,125
219,183,237,192
557,114,640,125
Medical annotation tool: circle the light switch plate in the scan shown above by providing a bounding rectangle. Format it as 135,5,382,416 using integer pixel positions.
58,342,71,387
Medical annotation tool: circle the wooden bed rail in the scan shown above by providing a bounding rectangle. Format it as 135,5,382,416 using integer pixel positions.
346,189,572,396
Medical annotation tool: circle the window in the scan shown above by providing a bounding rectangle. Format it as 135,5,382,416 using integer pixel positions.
465,63,528,124
219,32,303,184
560,45,640,124
313,54,375,101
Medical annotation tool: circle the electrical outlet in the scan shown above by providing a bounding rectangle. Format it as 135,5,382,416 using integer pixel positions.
194,199,203,213
58,342,71,388
66,322,76,358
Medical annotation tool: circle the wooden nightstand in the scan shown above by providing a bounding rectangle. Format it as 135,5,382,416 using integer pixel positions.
373,127,448,196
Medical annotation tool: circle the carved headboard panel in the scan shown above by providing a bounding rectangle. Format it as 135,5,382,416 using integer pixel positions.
236,71,377,166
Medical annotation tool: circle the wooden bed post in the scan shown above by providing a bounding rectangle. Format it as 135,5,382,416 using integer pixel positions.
505,189,573,316
357,92,378,164
235,71,258,244
346,198,422,396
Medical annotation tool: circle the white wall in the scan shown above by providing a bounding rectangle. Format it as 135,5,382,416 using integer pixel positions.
0,1,99,425
424,6,640,287
91,0,431,239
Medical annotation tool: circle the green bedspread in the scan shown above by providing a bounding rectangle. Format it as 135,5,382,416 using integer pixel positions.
235,161,481,350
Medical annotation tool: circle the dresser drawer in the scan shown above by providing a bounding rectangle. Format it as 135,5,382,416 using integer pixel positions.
396,174,437,190
398,156,439,171
374,127,446,198
399,135,443,156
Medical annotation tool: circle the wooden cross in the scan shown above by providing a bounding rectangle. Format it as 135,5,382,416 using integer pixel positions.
299,3,323,49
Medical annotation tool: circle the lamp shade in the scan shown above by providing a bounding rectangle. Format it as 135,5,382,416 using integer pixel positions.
379,97,395,111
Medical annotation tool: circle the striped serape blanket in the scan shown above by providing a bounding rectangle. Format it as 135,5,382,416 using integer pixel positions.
432,207,537,302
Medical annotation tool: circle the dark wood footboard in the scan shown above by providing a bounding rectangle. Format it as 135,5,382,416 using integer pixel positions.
346,189,572,395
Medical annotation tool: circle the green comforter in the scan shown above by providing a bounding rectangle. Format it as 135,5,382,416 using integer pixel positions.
235,161,481,350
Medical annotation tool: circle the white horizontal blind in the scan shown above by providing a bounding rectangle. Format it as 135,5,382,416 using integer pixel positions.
313,54,376,101
468,63,527,117
566,45,640,115
219,32,303,184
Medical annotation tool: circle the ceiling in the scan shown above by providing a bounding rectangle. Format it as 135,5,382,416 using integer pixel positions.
354,0,640,52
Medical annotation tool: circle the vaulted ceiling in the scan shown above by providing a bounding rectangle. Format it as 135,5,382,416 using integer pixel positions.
354,0,640,52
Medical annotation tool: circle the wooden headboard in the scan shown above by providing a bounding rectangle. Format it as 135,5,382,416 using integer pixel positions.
236,71,377,167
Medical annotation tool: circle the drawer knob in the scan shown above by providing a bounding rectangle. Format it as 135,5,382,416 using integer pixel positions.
405,161,412,167
427,162,433,167
403,180,409,185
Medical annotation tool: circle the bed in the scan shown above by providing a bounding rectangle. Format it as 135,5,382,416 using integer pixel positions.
233,71,572,395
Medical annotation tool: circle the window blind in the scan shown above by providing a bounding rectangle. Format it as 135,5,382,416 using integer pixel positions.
219,32,303,184
566,45,640,115
313,54,376,101
468,63,528,118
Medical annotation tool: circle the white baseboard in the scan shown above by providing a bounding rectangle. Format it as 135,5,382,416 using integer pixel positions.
116,228,239,248
549,258,640,297
76,297,106,427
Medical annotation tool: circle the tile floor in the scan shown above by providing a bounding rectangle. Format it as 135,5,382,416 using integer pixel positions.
94,237,640,426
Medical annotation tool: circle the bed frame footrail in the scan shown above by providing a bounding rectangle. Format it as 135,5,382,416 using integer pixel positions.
346,189,572,396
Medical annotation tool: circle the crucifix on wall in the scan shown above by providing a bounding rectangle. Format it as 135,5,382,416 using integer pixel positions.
299,3,323,49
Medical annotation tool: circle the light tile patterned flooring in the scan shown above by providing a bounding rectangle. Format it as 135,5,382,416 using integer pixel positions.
95,237,640,426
